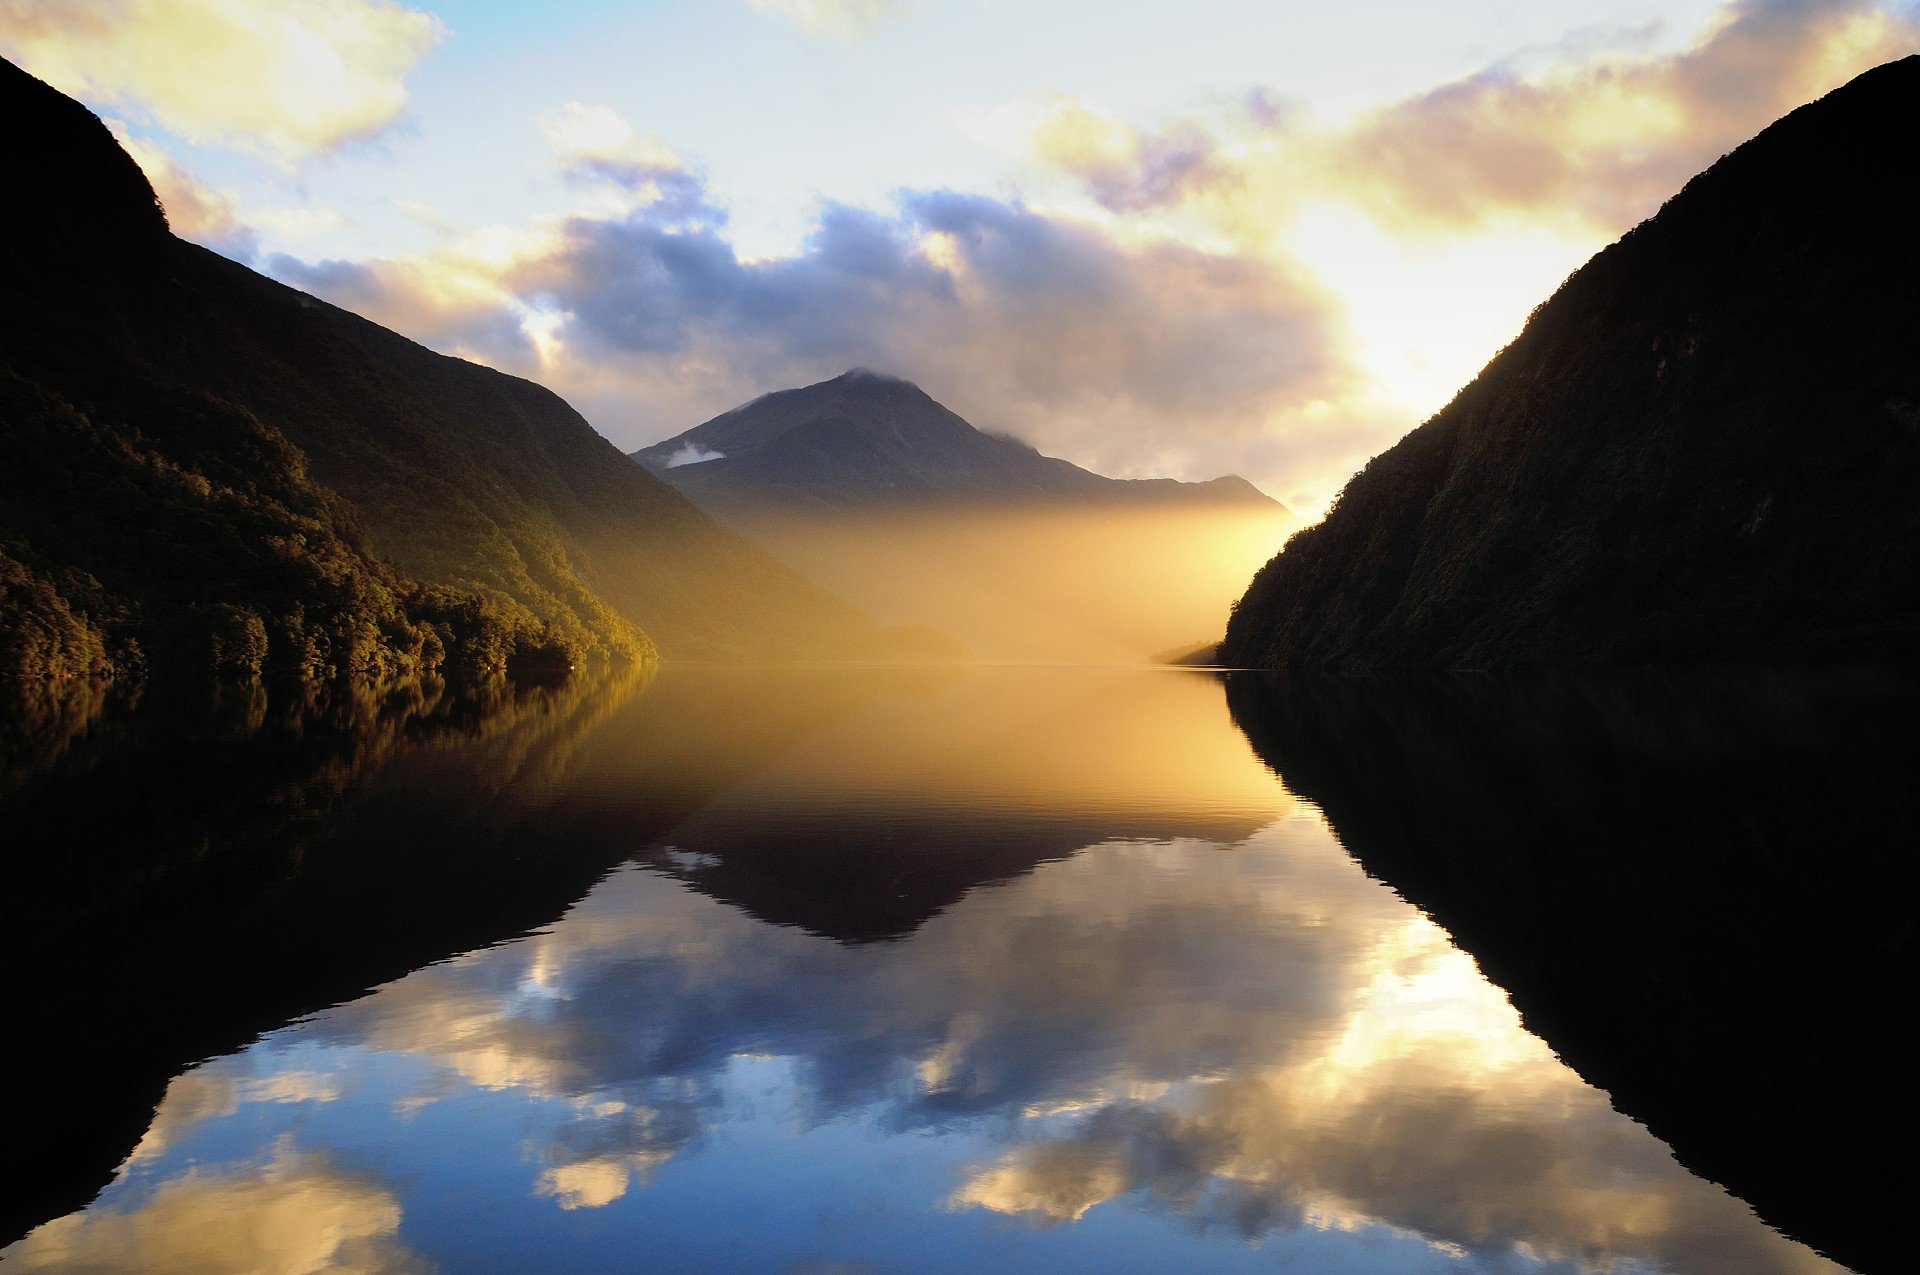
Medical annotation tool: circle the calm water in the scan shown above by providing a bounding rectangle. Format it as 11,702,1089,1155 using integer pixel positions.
1,667,1858,1272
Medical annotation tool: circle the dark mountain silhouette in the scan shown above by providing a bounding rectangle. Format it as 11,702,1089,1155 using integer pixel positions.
635,368,1282,513
1223,56,1920,671
1224,667,1919,1274
0,57,897,680
636,371,1296,662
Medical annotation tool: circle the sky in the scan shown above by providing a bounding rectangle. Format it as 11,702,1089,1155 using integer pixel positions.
6,0,1917,513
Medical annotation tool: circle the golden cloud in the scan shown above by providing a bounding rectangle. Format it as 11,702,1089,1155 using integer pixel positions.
995,0,1920,241
1323,0,1920,236
109,124,258,258
0,0,444,163
5,1146,425,1274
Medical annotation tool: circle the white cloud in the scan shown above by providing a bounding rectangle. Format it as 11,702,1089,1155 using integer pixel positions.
0,0,444,163
748,0,908,39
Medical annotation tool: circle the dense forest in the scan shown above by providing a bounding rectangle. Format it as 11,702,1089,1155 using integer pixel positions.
1,57,898,688
1222,56,1920,671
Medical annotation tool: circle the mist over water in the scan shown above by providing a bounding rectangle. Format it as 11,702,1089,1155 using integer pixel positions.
718,504,1297,663
3,667,1849,1272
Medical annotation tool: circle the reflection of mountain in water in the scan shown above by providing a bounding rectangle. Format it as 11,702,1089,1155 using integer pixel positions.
640,668,1279,942
646,802,1267,944
1224,668,1918,1275
3,666,1280,1243
9,731,1837,1274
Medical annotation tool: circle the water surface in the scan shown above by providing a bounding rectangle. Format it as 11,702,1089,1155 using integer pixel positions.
3,667,1845,1273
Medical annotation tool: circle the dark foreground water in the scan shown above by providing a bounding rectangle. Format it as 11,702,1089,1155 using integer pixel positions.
2,665,1904,1273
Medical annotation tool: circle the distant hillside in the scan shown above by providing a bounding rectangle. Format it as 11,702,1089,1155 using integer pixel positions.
0,57,894,682
636,369,1277,514
636,371,1295,662
1223,56,1920,671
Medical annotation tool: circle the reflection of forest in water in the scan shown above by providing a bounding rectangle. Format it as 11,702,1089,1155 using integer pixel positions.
3,664,1283,1242
3,665,1903,1272
1224,666,1919,1275
3,666,656,1239
4,667,1848,1275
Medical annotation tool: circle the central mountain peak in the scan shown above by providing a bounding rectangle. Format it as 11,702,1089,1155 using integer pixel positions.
633,372,1281,514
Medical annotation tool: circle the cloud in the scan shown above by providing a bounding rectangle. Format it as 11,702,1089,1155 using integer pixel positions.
0,0,444,163
997,0,1920,239
966,96,1237,215
109,125,260,261
6,1146,425,1274
748,0,908,40
32,670,1835,1272
272,108,1365,499
255,3,1920,512
269,251,542,368
665,444,727,467
139,819,1834,1274
539,102,715,220
1323,0,1920,235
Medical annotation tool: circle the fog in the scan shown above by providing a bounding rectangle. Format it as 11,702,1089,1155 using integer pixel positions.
720,502,1298,664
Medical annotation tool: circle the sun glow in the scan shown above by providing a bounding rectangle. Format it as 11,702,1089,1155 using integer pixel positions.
1287,204,1596,420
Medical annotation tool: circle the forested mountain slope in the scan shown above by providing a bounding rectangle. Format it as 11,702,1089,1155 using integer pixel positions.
1,57,890,682
1223,56,1920,671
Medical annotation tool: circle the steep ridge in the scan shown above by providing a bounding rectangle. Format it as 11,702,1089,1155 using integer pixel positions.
636,371,1296,661
0,58,890,675
1223,56,1920,671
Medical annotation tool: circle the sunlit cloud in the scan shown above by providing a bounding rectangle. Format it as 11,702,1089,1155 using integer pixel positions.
0,0,444,163
1319,0,1920,235
539,102,711,220
270,239,549,370
988,0,1919,238
6,1145,424,1274
130,1065,344,1163
960,0,1920,503
749,0,909,40
269,160,1365,508
109,124,260,261
84,0,1914,514
93,817,1834,1273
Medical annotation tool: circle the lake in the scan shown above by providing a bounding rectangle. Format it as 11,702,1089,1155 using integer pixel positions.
2,665,1892,1273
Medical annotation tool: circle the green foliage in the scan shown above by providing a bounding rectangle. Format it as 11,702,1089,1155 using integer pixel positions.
0,543,114,681
0,367,568,686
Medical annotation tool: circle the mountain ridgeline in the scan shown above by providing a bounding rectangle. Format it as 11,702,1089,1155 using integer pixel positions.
635,369,1276,513
1223,56,1920,672
0,58,899,685
636,371,1295,662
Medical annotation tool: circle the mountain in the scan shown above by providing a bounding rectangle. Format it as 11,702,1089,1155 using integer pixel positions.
1222,56,1920,672
1224,667,1919,1273
636,368,1279,513
635,371,1296,662
0,57,897,682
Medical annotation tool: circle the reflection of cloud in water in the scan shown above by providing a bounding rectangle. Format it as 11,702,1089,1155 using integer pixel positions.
6,1144,425,1274
264,812,1833,1272
15,792,1836,1272
131,1067,343,1164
